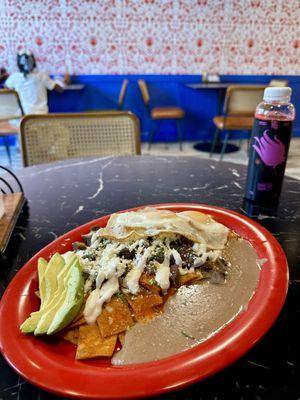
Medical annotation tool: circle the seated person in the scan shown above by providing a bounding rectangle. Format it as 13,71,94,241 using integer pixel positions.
5,51,63,115
0,67,9,87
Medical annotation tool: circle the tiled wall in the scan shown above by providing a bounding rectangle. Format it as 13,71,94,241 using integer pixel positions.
0,0,299,75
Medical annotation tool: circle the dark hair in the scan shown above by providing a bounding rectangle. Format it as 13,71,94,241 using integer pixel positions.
17,53,36,77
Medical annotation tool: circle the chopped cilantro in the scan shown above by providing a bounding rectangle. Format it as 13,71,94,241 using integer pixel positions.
149,246,164,263
115,292,126,303
149,278,159,286
100,238,111,246
181,331,195,340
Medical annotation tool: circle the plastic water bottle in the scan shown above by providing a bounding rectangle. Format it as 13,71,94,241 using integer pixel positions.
244,87,295,208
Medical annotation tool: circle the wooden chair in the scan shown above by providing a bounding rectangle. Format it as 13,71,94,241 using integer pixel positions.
117,79,129,110
269,79,289,87
137,80,185,150
210,85,265,160
20,111,141,167
88,79,129,112
0,89,24,164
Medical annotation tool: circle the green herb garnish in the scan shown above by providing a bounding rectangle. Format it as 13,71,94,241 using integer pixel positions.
115,292,126,303
100,238,111,246
181,331,195,340
149,278,159,286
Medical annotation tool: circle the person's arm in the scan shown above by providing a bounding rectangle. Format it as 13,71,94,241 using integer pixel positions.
41,72,64,93
4,73,16,89
53,83,64,93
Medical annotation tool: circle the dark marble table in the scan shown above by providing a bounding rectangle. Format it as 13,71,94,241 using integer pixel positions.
0,156,299,400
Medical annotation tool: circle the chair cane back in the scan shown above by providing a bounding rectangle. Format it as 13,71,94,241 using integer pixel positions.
20,111,141,167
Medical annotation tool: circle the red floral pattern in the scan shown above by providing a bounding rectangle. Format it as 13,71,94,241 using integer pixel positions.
0,0,299,75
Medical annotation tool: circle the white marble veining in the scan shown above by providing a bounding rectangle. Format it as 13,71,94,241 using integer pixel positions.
141,138,300,180
87,158,114,199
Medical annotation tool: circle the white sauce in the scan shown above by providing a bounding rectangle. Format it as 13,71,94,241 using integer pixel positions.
155,250,171,291
84,276,119,324
125,247,152,294
171,249,182,266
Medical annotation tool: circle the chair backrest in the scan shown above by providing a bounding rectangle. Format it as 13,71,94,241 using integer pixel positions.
20,111,141,167
118,79,129,109
138,80,150,105
0,89,24,120
269,79,289,87
224,85,266,116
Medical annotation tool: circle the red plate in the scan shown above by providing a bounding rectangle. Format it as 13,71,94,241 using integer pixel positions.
0,204,288,399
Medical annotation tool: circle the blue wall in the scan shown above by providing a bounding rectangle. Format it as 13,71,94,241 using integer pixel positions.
48,74,300,143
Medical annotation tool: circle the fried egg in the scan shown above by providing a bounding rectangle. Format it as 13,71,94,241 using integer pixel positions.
99,207,229,250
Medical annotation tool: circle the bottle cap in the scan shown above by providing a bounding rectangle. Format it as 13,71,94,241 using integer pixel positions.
263,87,292,102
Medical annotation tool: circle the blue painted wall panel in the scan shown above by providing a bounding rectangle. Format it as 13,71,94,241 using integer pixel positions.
48,75,300,142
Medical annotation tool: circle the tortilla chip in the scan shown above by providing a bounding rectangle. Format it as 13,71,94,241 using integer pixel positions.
97,296,134,338
61,328,79,345
228,230,239,240
179,272,203,286
139,273,161,294
118,332,126,346
154,286,177,314
67,316,86,329
76,324,117,360
126,289,163,322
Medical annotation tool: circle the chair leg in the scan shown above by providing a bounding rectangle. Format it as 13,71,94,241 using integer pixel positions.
238,136,243,148
210,129,220,157
220,132,230,161
3,136,12,165
176,120,183,151
148,121,156,151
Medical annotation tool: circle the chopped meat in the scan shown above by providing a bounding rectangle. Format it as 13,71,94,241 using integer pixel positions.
118,248,136,260
72,241,87,251
82,233,93,246
170,264,180,287
201,257,229,284
180,250,196,269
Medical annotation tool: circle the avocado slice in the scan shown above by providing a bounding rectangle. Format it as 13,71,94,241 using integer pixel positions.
37,258,48,306
34,255,77,335
20,253,65,333
47,259,84,335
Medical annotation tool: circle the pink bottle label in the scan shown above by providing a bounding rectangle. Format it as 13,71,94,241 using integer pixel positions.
253,130,286,168
245,117,292,203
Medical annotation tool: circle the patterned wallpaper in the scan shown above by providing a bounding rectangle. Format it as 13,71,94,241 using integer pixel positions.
0,0,299,75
